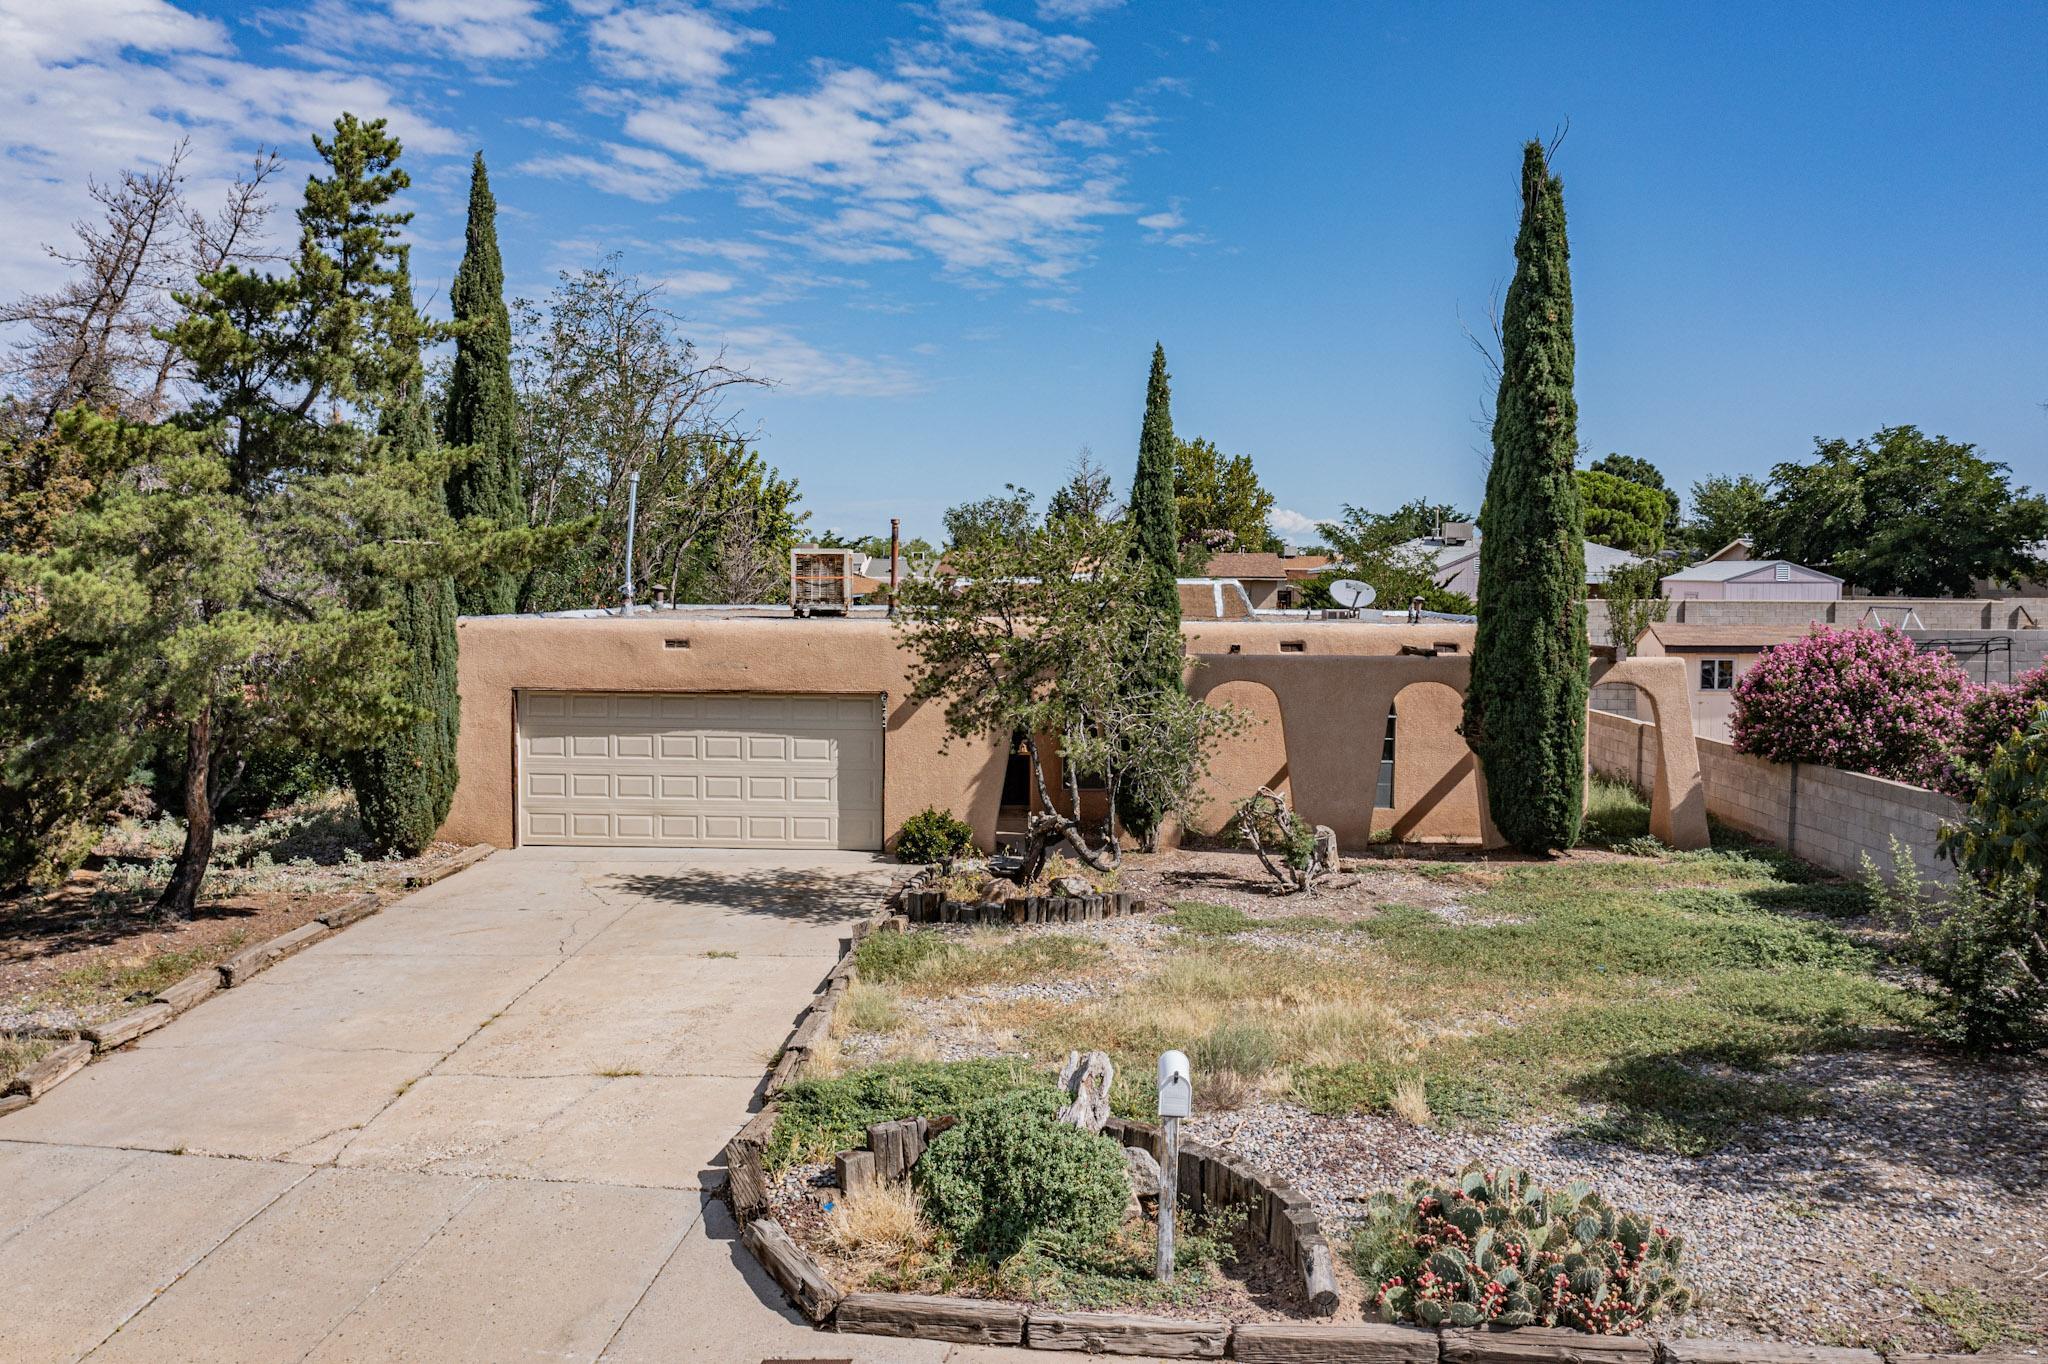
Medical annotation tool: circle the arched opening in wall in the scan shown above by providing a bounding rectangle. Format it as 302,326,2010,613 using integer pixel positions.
1584,680,1668,815
1186,680,1287,838
1387,681,1483,842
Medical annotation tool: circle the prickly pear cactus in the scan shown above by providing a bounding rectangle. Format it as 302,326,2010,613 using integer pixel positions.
1354,1163,1692,1335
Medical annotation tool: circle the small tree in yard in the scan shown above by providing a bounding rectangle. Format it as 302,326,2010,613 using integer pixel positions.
1600,559,1668,658
1729,626,1973,788
895,502,1240,882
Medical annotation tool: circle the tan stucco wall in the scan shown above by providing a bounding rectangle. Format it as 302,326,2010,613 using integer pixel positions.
442,614,1007,852
442,615,1707,856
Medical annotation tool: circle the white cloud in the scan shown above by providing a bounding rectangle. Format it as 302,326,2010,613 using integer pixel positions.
930,0,1095,85
0,0,460,298
385,0,555,60
1138,196,1206,248
517,143,702,201
1035,0,1125,19
587,1,771,85
1136,207,1182,231
267,0,556,64
660,267,736,294
716,325,925,398
665,235,774,264
1269,508,1336,538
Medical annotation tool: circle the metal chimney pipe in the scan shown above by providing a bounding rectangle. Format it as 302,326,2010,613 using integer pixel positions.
620,470,641,614
889,517,901,614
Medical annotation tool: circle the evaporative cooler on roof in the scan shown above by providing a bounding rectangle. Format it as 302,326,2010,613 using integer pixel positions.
790,547,857,616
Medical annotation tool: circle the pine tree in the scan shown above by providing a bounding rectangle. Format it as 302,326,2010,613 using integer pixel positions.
348,261,460,855
1118,342,1187,845
1464,141,1589,853
443,153,524,615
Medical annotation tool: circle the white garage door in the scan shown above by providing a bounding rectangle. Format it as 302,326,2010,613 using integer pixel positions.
518,692,883,849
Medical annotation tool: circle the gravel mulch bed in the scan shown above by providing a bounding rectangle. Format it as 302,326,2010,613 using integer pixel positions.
1188,1049,2048,1352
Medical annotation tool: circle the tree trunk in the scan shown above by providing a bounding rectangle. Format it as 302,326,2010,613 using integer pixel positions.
156,704,214,919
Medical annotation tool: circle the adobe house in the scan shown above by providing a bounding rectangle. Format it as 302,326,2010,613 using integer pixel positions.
1201,549,1336,610
440,610,1707,856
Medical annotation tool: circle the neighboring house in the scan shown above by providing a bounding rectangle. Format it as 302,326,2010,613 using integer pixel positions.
1202,549,1336,610
439,606,1707,855
1401,523,1644,598
1695,538,1754,564
1629,623,1814,742
1660,558,1842,602
1177,578,1256,620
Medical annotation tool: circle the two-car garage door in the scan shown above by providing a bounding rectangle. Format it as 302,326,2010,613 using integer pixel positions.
518,692,883,849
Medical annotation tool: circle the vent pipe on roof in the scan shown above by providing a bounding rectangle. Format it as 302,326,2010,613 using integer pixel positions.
889,517,900,615
619,470,641,614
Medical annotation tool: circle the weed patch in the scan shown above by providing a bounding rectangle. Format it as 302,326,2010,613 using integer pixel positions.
767,1058,1047,1169
856,929,1106,997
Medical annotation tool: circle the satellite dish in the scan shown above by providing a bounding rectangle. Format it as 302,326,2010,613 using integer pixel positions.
1328,579,1376,610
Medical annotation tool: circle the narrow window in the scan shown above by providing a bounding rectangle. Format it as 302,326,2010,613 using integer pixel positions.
1277,587,1296,609
1374,703,1397,808
1280,639,1306,653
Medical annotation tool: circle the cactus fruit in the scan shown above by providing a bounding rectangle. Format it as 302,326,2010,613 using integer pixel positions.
1353,1162,1693,1335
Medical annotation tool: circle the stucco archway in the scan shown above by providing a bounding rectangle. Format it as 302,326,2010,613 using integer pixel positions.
1588,657,1710,849
1387,681,1486,842
1186,680,1288,837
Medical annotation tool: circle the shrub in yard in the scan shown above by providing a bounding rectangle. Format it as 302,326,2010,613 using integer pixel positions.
1729,625,1972,788
895,805,976,864
1353,1164,1691,1333
766,1059,1043,1168
913,1089,1131,1261
1954,670,2048,800
1871,712,2048,1052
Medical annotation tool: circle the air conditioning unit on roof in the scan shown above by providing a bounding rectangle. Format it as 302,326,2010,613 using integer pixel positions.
790,547,857,616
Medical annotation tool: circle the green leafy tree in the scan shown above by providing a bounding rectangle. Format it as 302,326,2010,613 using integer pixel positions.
1577,468,1667,554
126,115,512,915
511,262,773,611
1600,559,1669,658
1174,435,1277,566
1121,343,1187,846
1305,503,1478,614
895,506,1240,882
0,416,178,887
1464,141,1589,854
1590,453,1678,534
674,449,808,603
1680,473,1769,560
1759,426,2048,596
443,153,526,615
346,261,460,855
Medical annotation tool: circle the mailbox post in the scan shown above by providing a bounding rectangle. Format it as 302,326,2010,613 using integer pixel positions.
1156,1050,1191,1283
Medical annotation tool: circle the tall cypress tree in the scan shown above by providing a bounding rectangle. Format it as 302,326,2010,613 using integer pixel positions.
1464,141,1589,853
443,152,524,615
350,261,460,855
1118,342,1186,844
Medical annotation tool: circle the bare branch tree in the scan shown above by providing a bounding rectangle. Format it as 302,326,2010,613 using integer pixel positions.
0,142,281,437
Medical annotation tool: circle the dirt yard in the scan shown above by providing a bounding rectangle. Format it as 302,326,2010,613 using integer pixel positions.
1,794,464,1052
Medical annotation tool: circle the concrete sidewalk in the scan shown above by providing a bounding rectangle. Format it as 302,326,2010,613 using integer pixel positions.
0,847,985,1363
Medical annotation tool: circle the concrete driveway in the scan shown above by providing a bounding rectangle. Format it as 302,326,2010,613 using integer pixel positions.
0,847,984,1364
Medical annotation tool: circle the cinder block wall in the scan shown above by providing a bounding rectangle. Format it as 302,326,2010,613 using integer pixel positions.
1587,710,1961,884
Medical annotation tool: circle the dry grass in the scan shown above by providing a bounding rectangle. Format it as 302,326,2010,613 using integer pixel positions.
857,927,1110,999
1,1033,57,1087
1389,1074,1433,1127
826,1180,938,1272
842,981,904,1034
804,1033,846,1080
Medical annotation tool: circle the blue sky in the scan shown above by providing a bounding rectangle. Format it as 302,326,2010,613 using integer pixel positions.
5,1,2045,543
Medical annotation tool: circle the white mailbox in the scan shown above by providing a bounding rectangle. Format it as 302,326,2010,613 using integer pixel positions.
1157,1050,1192,1119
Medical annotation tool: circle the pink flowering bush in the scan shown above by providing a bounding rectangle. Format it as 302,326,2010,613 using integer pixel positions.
1955,665,2048,793
1729,626,1972,788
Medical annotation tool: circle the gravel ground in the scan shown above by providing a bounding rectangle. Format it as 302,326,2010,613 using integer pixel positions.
1188,1049,2048,1351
